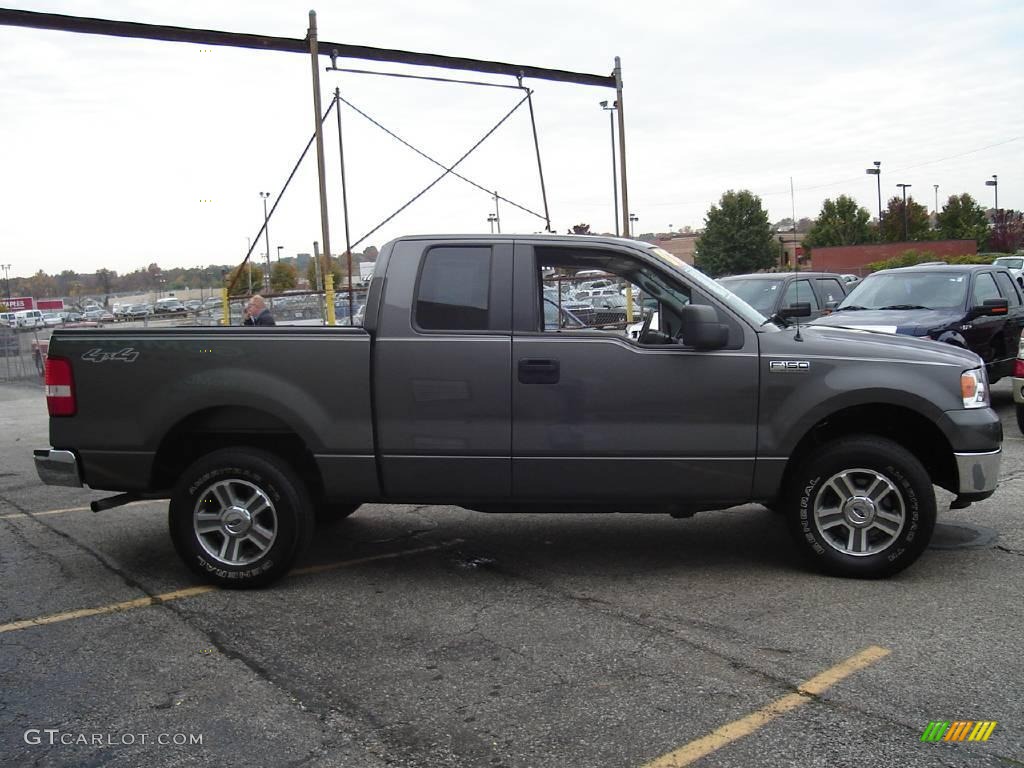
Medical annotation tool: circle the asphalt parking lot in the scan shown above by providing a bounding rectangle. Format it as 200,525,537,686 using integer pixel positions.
2,378,1023,767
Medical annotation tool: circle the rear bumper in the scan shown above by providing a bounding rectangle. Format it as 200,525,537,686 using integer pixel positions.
33,449,83,488
954,449,1001,497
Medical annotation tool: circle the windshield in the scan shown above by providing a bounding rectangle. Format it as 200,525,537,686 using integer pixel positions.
840,272,968,310
647,246,768,326
994,257,1023,269
717,278,784,315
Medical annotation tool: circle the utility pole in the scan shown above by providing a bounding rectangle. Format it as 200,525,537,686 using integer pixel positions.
493,191,501,234
600,100,619,236
260,192,271,293
614,57,630,240
307,11,332,288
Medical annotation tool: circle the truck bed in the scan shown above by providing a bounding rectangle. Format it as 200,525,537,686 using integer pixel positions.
47,326,377,500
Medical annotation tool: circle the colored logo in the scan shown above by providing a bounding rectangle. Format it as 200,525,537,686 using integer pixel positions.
921,721,997,742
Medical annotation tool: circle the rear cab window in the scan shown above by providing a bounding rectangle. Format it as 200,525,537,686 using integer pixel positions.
414,246,493,331
994,271,1021,307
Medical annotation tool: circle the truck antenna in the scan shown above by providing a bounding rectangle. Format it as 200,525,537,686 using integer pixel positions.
791,176,803,342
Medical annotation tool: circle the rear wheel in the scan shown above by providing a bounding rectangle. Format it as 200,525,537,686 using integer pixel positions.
169,447,314,588
784,436,935,578
1016,404,1024,435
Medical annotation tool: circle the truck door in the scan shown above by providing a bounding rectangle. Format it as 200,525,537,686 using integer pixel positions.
510,242,759,505
373,240,513,499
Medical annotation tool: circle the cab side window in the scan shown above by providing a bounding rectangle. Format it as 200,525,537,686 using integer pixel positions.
415,247,492,331
994,272,1021,307
972,273,1000,305
782,279,819,311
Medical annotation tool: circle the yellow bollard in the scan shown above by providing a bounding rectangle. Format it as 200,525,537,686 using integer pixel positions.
325,271,336,326
220,287,229,326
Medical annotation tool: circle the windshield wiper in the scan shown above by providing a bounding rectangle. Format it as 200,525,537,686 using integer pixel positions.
877,304,932,310
833,305,868,312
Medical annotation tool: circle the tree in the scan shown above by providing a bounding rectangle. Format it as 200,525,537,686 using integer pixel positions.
306,256,343,291
569,223,591,235
796,217,814,234
988,209,1024,253
270,261,298,293
361,245,379,261
694,190,775,277
936,194,990,247
879,195,931,242
773,217,794,232
803,195,874,253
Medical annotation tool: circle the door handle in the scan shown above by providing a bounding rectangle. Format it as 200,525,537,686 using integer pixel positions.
518,358,560,384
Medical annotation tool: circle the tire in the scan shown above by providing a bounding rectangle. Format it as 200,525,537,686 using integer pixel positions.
1016,404,1024,436
169,447,314,588
784,436,936,578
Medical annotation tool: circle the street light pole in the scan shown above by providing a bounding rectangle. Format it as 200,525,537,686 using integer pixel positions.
600,100,619,236
628,213,638,238
896,183,912,241
865,161,882,225
276,245,283,262
259,192,271,293
985,174,999,211
487,213,497,234
933,184,939,221
0,264,10,301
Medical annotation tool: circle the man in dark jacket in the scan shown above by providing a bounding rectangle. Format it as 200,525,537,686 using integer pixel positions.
242,295,276,326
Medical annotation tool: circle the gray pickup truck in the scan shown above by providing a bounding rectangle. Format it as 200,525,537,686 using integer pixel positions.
36,235,1002,587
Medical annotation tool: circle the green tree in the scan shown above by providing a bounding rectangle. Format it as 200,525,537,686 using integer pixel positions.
803,195,874,253
306,256,343,291
879,195,931,242
936,194,990,247
270,261,298,293
694,190,775,277
569,223,591,235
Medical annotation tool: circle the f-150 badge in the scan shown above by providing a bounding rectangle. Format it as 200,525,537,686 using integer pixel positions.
82,347,139,363
769,360,809,372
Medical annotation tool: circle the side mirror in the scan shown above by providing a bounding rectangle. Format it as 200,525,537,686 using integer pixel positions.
679,304,729,350
779,302,812,319
971,298,1009,317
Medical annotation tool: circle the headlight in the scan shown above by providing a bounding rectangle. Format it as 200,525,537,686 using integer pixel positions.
961,368,989,409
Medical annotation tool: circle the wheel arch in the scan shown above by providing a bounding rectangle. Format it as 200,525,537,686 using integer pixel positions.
151,405,325,502
778,403,958,499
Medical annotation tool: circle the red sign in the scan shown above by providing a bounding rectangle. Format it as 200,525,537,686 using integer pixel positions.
795,246,805,257
5,296,34,311
37,299,64,311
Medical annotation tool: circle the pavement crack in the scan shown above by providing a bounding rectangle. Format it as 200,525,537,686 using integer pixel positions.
995,545,1024,557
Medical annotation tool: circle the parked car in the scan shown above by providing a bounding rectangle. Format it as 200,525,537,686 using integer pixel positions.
812,264,1024,382
82,309,114,323
991,255,1024,286
0,312,16,327
14,309,45,329
718,272,848,321
42,312,63,327
154,298,187,314
840,274,862,288
35,234,1002,587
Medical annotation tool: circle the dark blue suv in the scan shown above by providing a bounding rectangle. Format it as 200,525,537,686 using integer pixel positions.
812,264,1024,382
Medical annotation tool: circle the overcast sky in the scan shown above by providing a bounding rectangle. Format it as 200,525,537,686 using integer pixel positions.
1,0,1022,278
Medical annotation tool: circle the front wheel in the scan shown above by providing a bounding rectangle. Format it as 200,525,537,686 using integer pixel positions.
169,447,314,588
784,436,935,578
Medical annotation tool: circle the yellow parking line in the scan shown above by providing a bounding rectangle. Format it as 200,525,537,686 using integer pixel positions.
642,646,891,768
0,540,458,635
0,501,158,521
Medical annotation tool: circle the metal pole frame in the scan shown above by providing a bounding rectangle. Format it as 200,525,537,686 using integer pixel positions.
614,57,629,240
334,88,355,325
308,12,332,291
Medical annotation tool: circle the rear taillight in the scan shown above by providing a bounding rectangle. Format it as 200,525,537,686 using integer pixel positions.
1015,358,1024,378
44,356,76,416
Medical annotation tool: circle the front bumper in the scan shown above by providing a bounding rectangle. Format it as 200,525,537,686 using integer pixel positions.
1013,376,1024,405
954,449,1001,497
33,449,83,488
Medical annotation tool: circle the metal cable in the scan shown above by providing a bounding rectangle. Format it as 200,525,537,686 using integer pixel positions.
348,92,534,249
336,93,548,222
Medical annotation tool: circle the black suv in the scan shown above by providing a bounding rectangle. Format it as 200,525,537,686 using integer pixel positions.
812,264,1024,382
718,271,848,322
